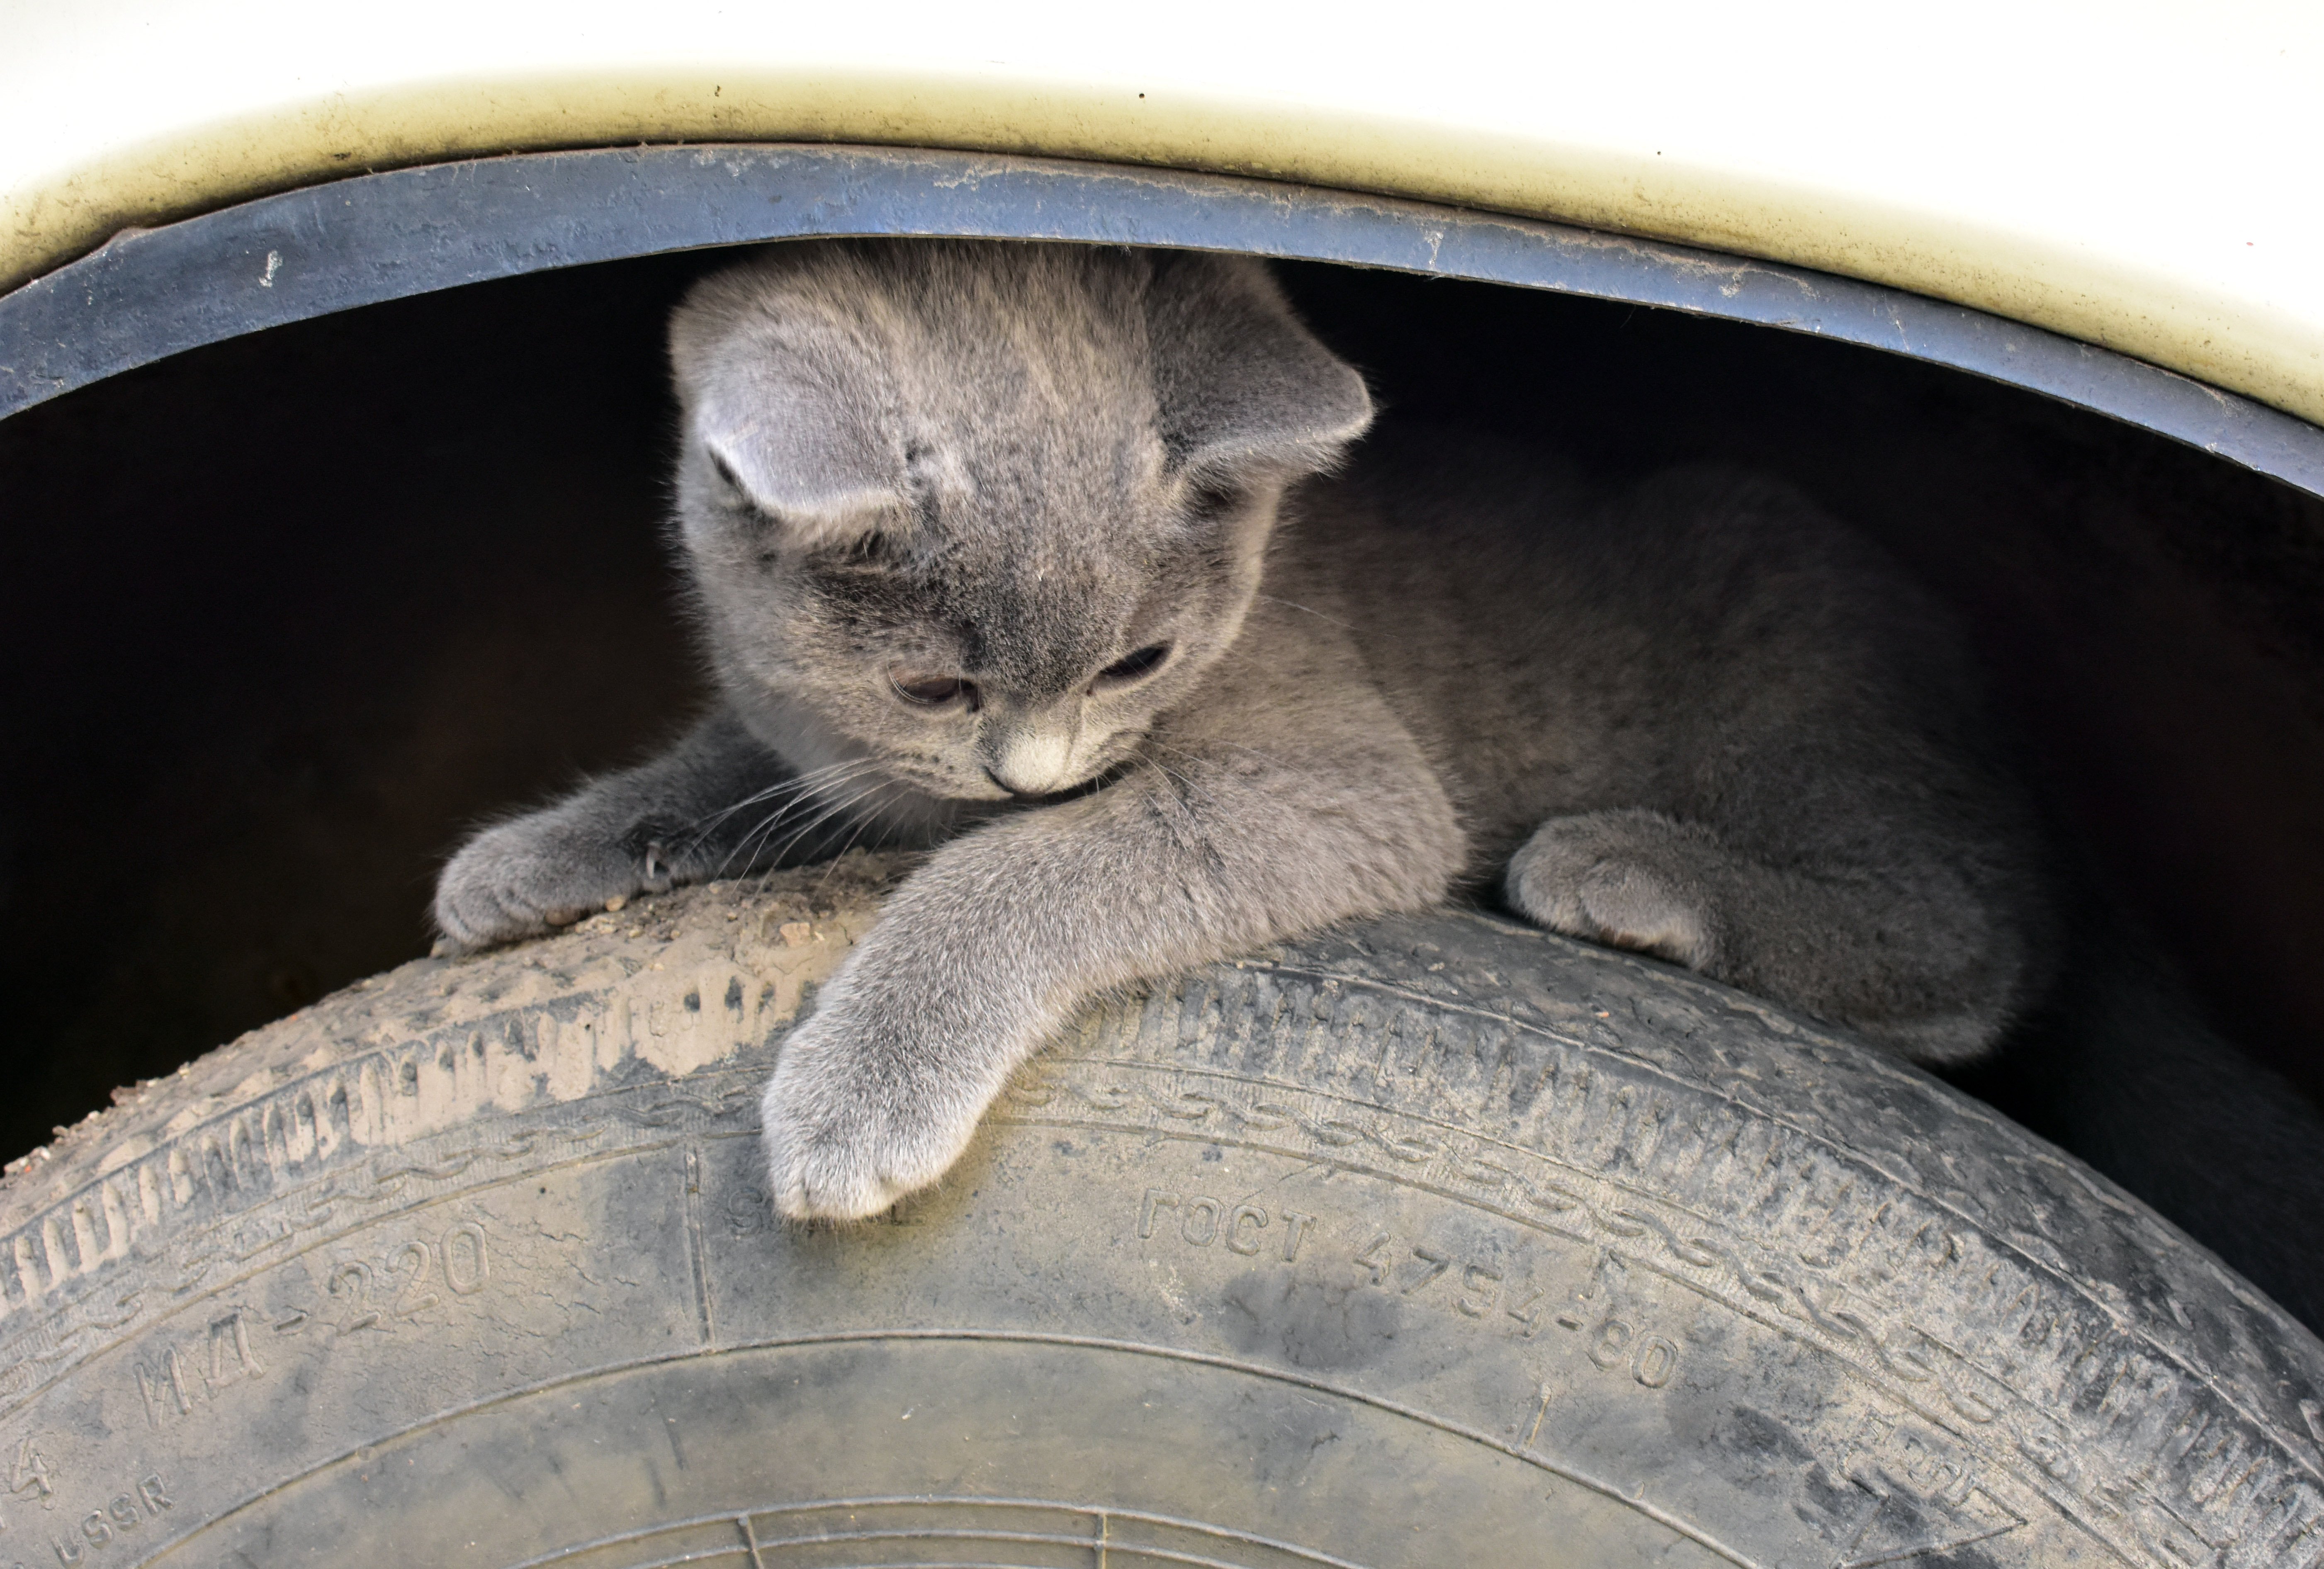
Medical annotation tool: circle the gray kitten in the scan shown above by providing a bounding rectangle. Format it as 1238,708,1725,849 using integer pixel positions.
434,240,2051,1219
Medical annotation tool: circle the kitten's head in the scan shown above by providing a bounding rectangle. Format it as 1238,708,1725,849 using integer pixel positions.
667,240,1371,802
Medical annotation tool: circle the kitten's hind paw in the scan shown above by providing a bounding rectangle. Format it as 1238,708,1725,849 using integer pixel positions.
1507,809,1718,969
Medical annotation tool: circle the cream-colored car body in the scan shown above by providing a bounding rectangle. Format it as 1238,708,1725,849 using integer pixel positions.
2,1,2319,425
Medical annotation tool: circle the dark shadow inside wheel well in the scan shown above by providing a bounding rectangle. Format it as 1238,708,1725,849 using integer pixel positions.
1,246,2319,1314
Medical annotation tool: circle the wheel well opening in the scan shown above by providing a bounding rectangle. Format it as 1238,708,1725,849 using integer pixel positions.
2,205,2320,1320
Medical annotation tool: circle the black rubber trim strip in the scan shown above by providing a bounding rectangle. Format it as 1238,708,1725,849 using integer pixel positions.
3,143,2320,501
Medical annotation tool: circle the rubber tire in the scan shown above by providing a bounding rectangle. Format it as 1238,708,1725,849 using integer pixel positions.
2,855,2319,1569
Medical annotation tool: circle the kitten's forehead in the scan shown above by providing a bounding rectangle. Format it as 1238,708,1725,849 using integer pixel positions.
925,533,1157,692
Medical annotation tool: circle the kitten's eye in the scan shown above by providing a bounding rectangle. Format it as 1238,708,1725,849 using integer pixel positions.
891,673,979,710
1093,644,1172,690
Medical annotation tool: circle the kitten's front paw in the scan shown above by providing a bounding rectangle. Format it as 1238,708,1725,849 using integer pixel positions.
759,1007,989,1221
1507,811,1716,968
433,811,662,951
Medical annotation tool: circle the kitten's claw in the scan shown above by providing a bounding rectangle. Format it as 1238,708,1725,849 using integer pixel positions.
758,1012,987,1221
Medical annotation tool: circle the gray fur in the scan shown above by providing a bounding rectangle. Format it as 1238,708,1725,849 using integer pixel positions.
433,239,2052,1219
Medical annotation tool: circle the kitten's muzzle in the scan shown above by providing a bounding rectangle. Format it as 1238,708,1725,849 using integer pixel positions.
983,728,1078,797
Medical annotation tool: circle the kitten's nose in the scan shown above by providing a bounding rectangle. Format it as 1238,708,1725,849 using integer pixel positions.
987,731,1074,796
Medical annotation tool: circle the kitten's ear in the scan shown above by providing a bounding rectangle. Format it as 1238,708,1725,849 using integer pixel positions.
1146,253,1373,481
691,380,902,543
669,278,907,547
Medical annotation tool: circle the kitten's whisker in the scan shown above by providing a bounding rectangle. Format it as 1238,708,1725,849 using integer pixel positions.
814,781,905,889
761,790,883,882
693,760,878,838
1141,740,1247,794
1136,752,1226,812
687,781,827,867
697,796,806,868
718,796,814,877
714,762,891,873
763,781,892,870
696,779,804,830
717,776,866,878
1257,594,1354,630
695,769,829,831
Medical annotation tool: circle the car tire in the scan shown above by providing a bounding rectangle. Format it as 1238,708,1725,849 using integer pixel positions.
1,854,2317,1568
